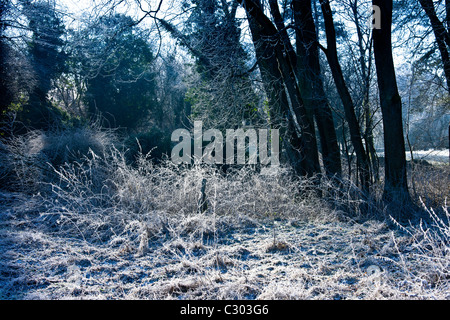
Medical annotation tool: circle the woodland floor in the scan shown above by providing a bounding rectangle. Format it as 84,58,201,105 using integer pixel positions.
0,190,448,300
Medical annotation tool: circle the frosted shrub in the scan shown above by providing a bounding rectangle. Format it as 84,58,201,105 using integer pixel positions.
0,131,49,192
408,200,450,292
44,141,329,247
0,126,116,193
388,199,450,298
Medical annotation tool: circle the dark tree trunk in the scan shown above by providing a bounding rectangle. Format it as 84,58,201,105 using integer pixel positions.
272,38,321,178
319,0,371,193
446,0,450,32
292,0,342,179
372,0,410,204
245,7,296,168
0,2,12,118
242,0,321,178
419,0,450,94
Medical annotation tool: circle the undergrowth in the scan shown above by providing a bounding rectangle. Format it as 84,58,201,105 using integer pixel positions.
0,126,448,299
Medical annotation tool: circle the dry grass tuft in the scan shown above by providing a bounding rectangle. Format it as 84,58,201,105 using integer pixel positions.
409,164,450,208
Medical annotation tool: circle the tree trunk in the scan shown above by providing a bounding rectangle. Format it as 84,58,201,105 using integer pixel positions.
351,1,379,182
419,0,450,94
292,0,342,178
273,38,321,178
372,0,410,204
242,0,321,178
319,0,371,193
245,7,297,168
446,0,450,32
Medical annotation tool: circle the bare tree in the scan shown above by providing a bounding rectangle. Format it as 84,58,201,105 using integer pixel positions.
291,0,342,179
342,0,379,182
239,0,322,178
372,0,410,206
319,0,371,193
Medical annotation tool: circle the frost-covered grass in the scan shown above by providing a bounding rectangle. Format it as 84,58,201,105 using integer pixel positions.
0,128,449,300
